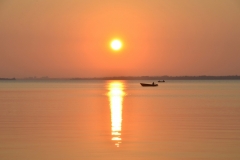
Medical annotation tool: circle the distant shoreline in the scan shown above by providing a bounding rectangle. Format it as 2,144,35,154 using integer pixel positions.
70,76,240,80
0,78,16,80
1,76,240,80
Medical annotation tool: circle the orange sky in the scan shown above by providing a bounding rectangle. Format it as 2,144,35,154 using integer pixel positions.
0,0,240,78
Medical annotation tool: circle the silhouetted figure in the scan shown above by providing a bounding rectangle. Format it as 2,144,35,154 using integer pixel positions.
152,82,154,85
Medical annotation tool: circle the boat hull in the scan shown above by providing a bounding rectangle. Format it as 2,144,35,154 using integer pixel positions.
140,83,158,87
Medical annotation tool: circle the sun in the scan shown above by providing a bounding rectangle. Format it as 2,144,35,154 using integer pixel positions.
111,39,122,51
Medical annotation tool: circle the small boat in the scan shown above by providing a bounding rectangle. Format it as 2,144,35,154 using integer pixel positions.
158,80,165,82
140,83,158,87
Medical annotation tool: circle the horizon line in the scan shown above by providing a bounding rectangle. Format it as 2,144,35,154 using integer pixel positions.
1,75,240,80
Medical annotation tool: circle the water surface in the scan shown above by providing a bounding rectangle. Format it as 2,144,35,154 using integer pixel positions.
0,80,240,160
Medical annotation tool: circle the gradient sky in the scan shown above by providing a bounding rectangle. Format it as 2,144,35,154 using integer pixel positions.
1,0,240,78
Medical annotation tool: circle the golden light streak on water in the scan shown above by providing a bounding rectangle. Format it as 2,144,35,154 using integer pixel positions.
107,81,125,147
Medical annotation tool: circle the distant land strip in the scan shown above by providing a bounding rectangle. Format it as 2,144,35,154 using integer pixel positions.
1,76,240,80
71,76,240,80
0,78,16,80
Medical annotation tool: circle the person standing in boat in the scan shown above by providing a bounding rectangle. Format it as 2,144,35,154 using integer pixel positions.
152,82,154,85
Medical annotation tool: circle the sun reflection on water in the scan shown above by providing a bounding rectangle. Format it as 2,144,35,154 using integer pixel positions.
107,81,125,147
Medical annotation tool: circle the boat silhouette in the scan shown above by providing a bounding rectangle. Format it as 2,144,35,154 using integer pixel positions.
140,82,158,87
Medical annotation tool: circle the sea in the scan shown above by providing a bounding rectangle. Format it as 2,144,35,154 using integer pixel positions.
0,80,240,160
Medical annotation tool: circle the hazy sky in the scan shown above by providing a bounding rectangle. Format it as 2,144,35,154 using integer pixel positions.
1,0,240,78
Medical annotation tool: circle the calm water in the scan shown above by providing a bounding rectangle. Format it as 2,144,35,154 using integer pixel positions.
0,80,240,160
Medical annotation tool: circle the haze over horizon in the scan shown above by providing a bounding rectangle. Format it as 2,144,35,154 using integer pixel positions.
1,0,240,78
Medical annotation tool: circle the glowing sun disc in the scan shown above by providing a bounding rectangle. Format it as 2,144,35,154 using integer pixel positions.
111,40,122,51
